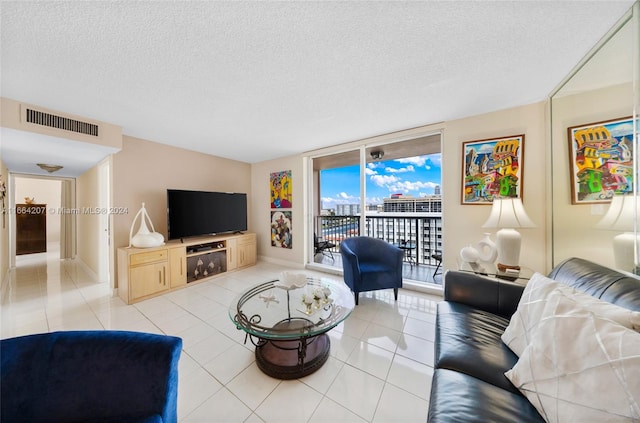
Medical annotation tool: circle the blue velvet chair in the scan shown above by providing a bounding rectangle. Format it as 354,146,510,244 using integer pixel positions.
1,330,182,423
340,236,404,305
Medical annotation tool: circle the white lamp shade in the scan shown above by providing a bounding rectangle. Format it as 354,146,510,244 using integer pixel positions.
596,194,638,232
482,198,536,229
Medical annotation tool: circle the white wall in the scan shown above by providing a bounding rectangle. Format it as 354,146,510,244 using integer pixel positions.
251,101,549,275
442,101,548,274
251,155,306,266
111,135,252,288
76,164,100,276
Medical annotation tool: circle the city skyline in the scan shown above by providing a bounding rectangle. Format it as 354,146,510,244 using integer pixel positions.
320,153,442,210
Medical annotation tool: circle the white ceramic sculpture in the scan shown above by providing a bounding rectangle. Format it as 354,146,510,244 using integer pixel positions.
460,245,480,263
476,232,498,264
129,203,165,248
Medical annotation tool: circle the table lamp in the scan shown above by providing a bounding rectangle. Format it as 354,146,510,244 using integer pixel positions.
482,198,536,271
595,194,639,273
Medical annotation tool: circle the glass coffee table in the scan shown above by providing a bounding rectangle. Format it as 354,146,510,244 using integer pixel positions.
229,276,355,379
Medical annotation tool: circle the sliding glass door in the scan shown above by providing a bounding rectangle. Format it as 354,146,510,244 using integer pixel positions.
308,132,443,287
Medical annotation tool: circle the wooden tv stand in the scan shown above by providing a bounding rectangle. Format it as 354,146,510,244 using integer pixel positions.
117,233,256,304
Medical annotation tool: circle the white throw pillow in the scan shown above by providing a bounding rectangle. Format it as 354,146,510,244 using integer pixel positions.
505,289,640,422
502,273,562,356
502,272,640,357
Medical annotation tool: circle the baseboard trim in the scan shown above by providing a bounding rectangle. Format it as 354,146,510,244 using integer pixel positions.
75,257,100,283
258,255,306,269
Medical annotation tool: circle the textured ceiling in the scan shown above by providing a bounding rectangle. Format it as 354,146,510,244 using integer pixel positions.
0,0,635,171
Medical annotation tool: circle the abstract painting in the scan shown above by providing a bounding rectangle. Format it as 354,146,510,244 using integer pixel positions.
568,117,633,204
462,134,525,204
271,210,292,249
270,170,292,208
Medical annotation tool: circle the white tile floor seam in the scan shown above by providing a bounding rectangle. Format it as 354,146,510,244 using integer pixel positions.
1,247,440,422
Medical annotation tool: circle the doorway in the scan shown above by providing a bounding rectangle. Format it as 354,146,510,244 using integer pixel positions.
9,167,112,287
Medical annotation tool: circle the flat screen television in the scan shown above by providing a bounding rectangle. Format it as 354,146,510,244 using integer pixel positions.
167,189,248,240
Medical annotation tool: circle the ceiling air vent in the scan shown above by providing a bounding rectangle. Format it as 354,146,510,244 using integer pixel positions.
25,107,99,137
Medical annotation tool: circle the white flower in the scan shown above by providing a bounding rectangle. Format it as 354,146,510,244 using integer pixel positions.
275,272,307,290
322,286,331,297
312,288,324,301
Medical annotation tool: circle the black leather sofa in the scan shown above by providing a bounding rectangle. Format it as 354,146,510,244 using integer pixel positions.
427,257,640,422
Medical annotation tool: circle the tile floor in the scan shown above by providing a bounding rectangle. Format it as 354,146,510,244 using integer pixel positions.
1,246,441,422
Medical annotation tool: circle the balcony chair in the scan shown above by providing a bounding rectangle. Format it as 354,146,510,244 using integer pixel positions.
431,252,442,278
340,236,403,305
1,330,182,423
314,233,336,260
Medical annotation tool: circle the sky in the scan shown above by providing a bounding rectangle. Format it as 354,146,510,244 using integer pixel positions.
320,153,442,210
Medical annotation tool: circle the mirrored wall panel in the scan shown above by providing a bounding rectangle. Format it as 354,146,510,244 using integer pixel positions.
550,3,639,274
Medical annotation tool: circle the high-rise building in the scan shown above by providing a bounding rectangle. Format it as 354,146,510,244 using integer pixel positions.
382,194,442,213
336,203,361,216
361,194,443,267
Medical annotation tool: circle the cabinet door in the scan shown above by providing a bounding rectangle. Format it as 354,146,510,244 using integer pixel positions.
16,204,47,255
237,235,257,268
130,262,168,300
169,248,187,288
239,243,257,267
227,238,238,271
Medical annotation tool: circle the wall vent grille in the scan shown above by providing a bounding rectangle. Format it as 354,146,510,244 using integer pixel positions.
25,108,99,137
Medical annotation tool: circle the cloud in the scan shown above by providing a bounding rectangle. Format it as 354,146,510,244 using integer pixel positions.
388,180,439,193
365,167,377,175
396,156,428,167
321,192,361,210
370,174,399,187
385,165,414,173
428,153,442,167
396,154,442,171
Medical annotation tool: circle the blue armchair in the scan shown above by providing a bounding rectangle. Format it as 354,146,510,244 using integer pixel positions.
340,236,404,305
1,330,182,423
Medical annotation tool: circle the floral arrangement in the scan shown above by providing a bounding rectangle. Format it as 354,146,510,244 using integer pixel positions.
301,286,333,314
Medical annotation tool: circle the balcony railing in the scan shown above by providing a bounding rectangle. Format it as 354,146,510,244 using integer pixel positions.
316,214,443,268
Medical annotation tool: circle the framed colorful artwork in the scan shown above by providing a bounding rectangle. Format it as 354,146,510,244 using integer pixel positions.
461,134,525,204
270,170,292,208
271,210,292,249
567,116,633,204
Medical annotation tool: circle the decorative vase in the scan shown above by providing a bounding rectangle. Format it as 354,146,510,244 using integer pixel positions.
460,245,479,263
129,203,165,248
476,232,498,264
